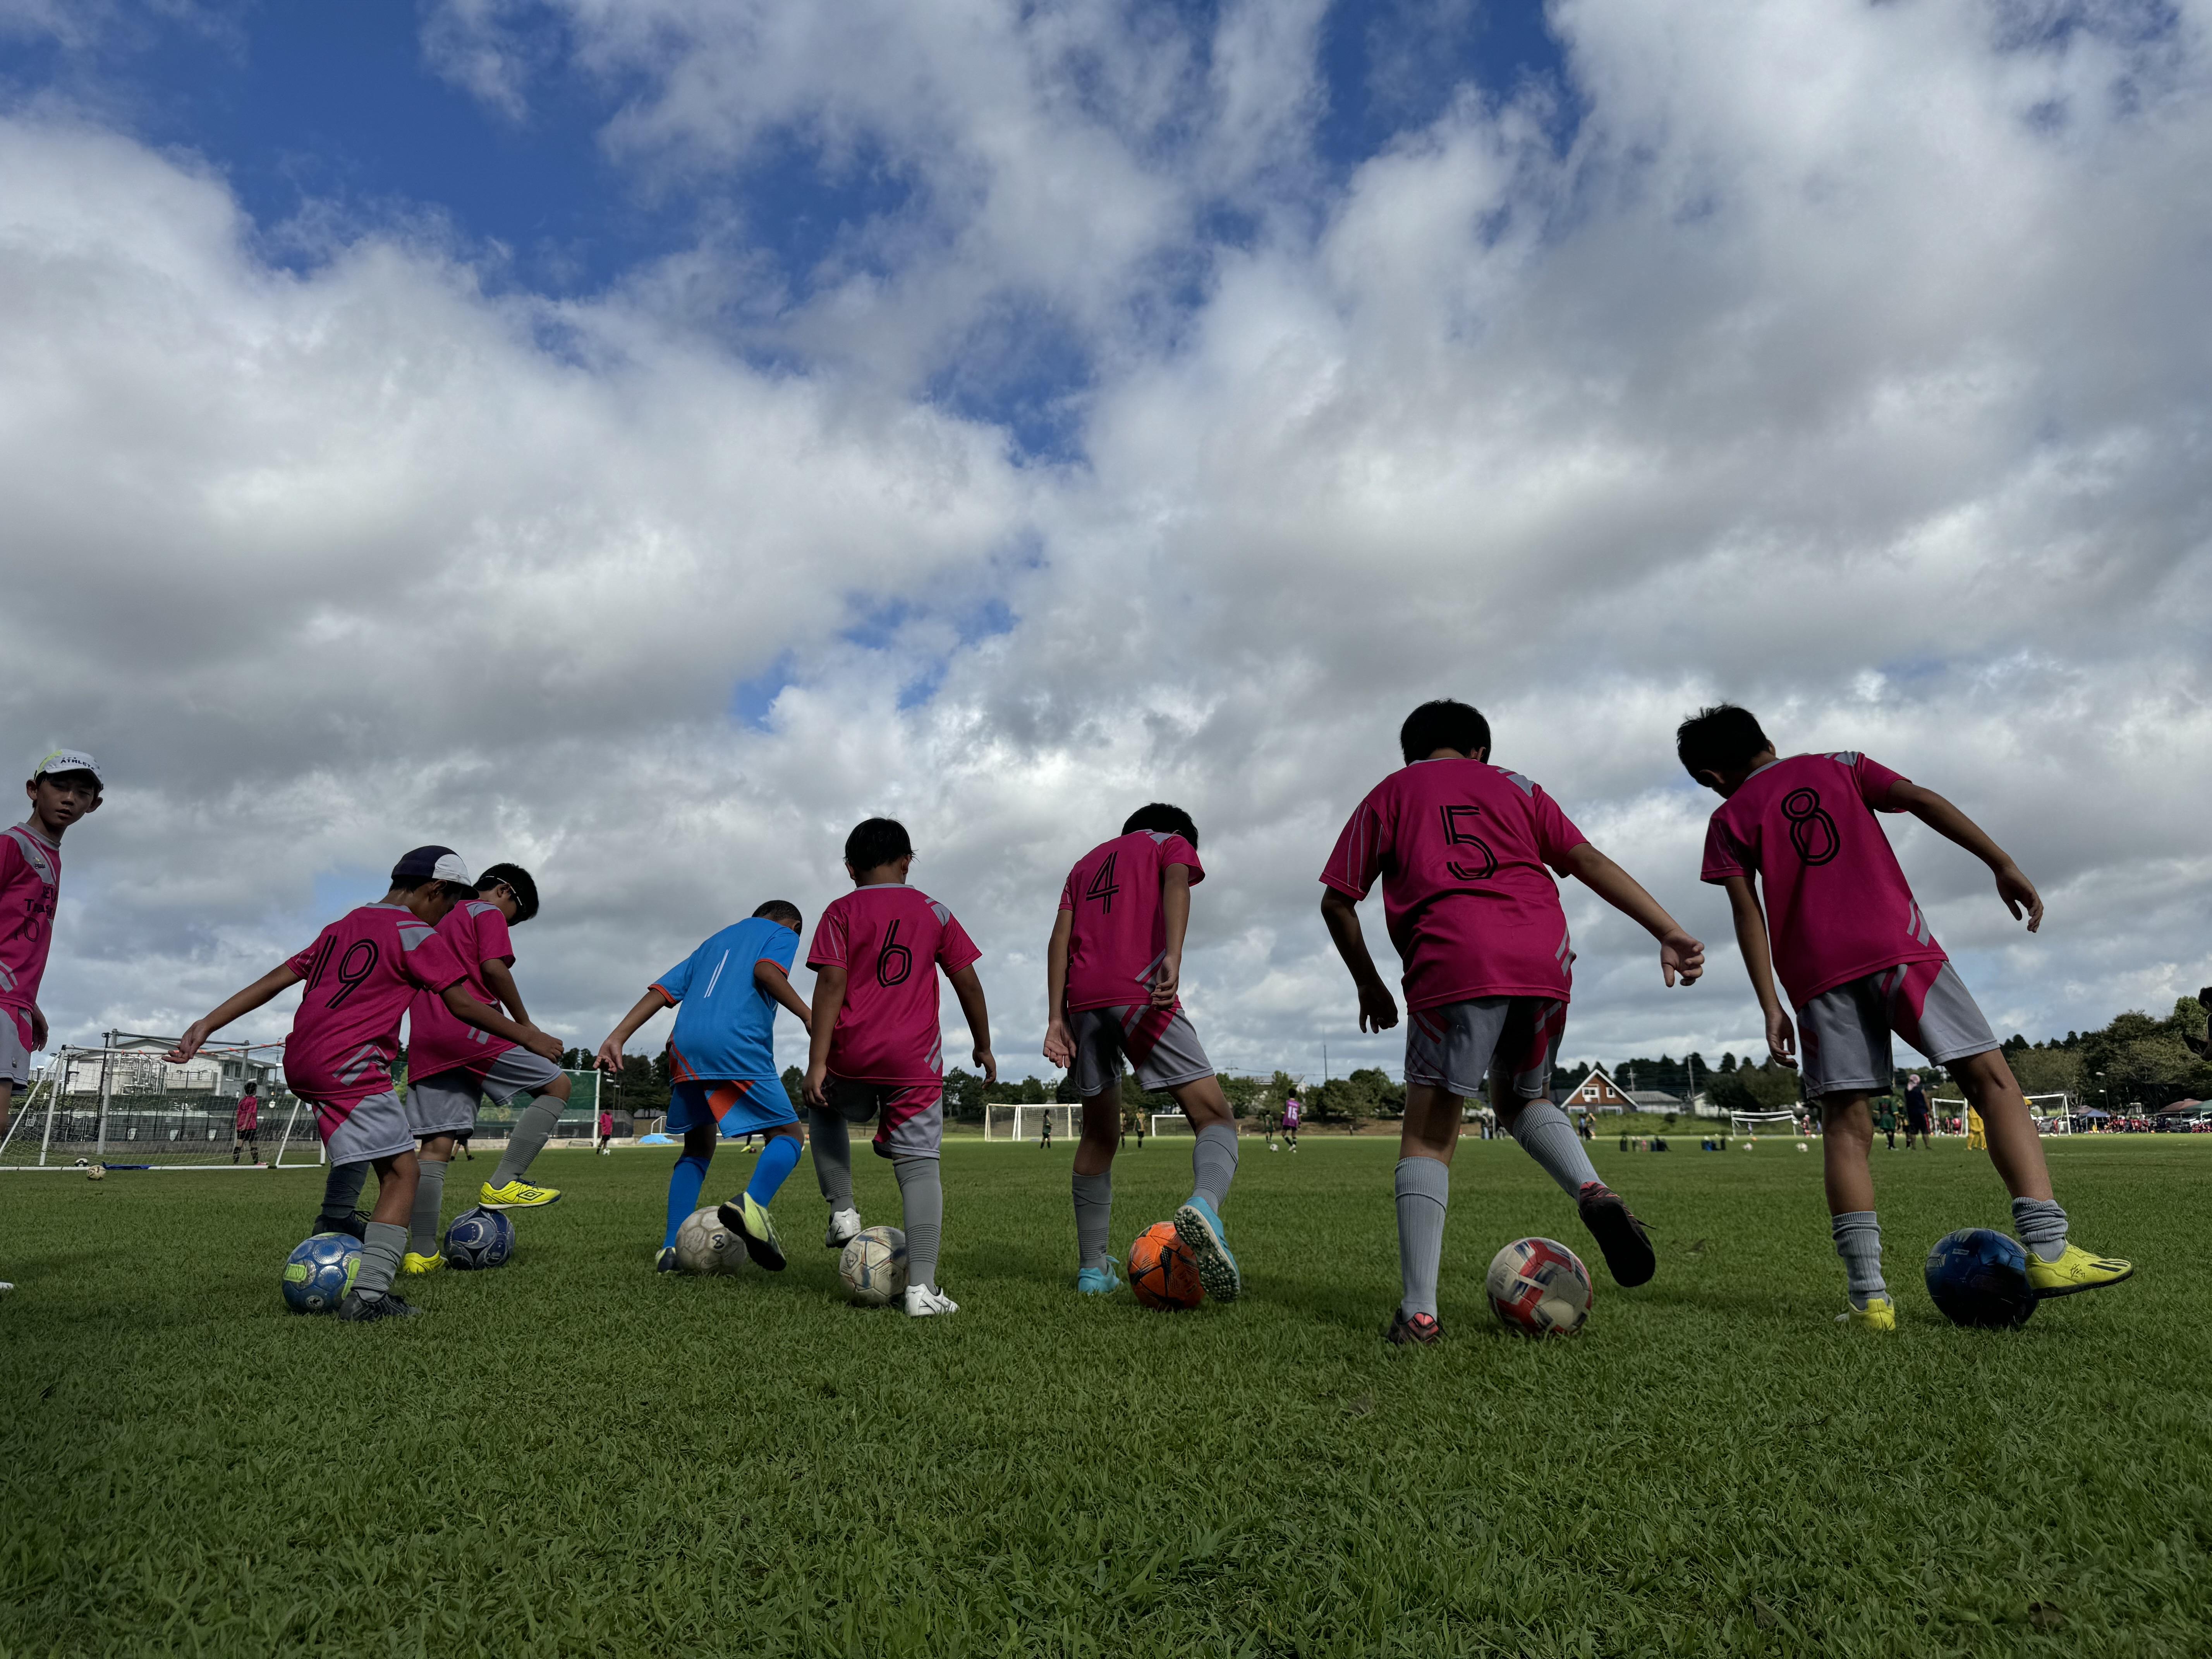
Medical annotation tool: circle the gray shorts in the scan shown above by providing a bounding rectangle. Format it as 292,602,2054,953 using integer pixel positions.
1797,960,1996,1099
1404,996,1566,1101
323,1090,417,1166
407,1049,565,1138
1068,1005,1214,1099
0,1008,30,1090
826,1077,944,1161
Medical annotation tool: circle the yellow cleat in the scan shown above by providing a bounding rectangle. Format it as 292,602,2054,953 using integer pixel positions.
2025,1242,2133,1299
1836,1294,1897,1332
478,1179,561,1210
401,1251,444,1276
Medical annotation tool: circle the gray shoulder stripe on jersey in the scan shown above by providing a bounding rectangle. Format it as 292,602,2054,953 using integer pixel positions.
4,826,56,884
1499,769,1537,797
398,924,433,949
928,901,950,924
1825,751,1860,765
1144,831,1170,844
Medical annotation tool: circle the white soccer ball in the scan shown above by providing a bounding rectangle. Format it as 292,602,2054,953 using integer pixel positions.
1484,1237,1593,1336
1797,1142,1809,1152
86,1163,106,1182
673,1207,746,1276
839,1225,909,1307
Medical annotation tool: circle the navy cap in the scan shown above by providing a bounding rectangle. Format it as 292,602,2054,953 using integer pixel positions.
391,845,471,884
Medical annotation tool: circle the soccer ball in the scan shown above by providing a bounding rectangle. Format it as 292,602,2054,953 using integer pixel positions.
444,1206,516,1271
839,1225,909,1305
1127,1221,1204,1311
674,1207,747,1276
282,1231,361,1313
1486,1237,1593,1336
86,1163,105,1182
1924,1228,2038,1329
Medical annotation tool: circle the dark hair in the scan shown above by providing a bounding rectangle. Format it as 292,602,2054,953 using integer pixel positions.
753,899,803,926
1121,802,1199,849
844,817,914,871
1676,704,1772,779
476,862,540,923
1399,699,1491,765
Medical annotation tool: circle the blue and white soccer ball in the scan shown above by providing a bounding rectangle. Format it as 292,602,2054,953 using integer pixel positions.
839,1225,909,1307
1924,1228,2037,1329
282,1231,361,1313
445,1206,516,1271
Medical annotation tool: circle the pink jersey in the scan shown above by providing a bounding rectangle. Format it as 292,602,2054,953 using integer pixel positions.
407,899,517,1078
1320,758,1587,1010
282,903,467,1129
807,885,981,1086
235,1094,260,1132
1700,752,1946,1006
0,823,62,1020
1058,830,1204,1013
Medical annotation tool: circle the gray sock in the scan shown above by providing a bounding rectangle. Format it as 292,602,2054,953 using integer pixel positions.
318,1160,368,1223
1395,1156,1450,1320
357,1220,406,1299
1506,1099,1602,1198
810,1109,854,1210
1832,1211,1885,1307
894,1156,943,1292
1189,1121,1238,1214
2012,1197,2069,1263
409,1158,448,1256
491,1093,563,1186
1072,1169,1113,1272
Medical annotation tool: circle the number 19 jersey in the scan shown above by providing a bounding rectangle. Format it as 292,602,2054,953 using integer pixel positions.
1058,830,1204,1013
1320,758,1587,1011
282,903,467,1124
807,885,981,1086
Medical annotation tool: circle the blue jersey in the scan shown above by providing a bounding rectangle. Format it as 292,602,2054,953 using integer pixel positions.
653,917,799,1084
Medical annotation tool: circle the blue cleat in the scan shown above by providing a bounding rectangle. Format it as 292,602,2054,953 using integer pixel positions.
1173,1195,1241,1304
1076,1266,1122,1296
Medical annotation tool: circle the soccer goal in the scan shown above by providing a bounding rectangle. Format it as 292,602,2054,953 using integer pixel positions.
1149,1113,1193,1136
0,1037,290,1171
1728,1109,1803,1141
2025,1093,2073,1133
982,1104,1082,1142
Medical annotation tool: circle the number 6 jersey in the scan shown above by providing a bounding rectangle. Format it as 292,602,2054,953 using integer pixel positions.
1321,757,1588,1010
1698,752,1947,1008
807,886,981,1086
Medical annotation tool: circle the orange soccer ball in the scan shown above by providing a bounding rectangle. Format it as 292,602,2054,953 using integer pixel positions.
1128,1221,1205,1311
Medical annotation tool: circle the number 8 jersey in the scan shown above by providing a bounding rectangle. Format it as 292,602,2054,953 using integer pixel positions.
807,886,981,1086
282,903,467,1125
1321,757,1589,1010
1698,752,1947,1008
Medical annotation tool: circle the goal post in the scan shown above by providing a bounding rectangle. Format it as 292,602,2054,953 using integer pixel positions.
1149,1113,1193,1137
2024,1093,2073,1133
0,1037,290,1171
982,1104,1082,1142
1727,1109,1803,1140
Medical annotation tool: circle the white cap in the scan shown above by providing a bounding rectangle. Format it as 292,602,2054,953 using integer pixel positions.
33,749,100,783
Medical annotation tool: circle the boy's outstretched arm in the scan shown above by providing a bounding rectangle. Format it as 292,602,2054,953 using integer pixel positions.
598,988,673,1072
1042,910,1075,1068
167,965,302,1062
1722,874,1796,1068
1155,864,1192,1008
1885,779,2043,931
1556,843,1705,986
483,959,530,1025
1319,889,1399,1033
948,963,997,1085
441,985,563,1061
803,966,847,1108
752,960,813,1034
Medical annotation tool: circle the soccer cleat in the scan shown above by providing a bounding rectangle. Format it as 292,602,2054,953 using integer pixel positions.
1076,1266,1123,1296
824,1207,864,1249
905,1283,960,1317
313,1210,369,1242
400,1251,444,1276
1836,1294,1897,1332
1577,1183,1656,1288
1385,1309,1443,1346
337,1289,423,1322
1173,1195,1242,1304
718,1194,788,1272
655,1247,679,1273
479,1178,561,1210
2025,1242,2135,1298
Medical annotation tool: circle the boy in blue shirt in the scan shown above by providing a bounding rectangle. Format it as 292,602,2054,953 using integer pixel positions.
596,901,813,1271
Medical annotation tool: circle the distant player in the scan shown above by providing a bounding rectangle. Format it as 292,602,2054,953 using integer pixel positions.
1875,1094,1898,1150
1966,1104,1987,1150
1321,701,1701,1346
1043,804,1244,1301
1281,1095,1300,1150
804,817,994,1317
1678,703,2132,1329
597,1108,613,1154
595,901,813,1272
1039,1109,1052,1151
401,864,569,1274
232,1084,261,1165
0,750,103,1294
1903,1073,1931,1148
169,848,560,1321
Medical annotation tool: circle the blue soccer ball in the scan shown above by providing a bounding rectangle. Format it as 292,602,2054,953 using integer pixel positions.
1924,1228,2038,1329
445,1206,515,1271
282,1231,361,1313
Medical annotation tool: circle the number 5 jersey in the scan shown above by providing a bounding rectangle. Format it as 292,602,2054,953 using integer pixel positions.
806,886,981,1086
1698,752,1947,1008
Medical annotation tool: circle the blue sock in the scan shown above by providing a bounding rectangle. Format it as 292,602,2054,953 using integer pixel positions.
663,1152,711,1248
745,1134,803,1206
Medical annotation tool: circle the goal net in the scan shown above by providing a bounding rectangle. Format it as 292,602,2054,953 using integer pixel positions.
1728,1109,1803,1140
2025,1093,2073,1133
982,1104,1082,1142
0,1036,290,1171
1150,1113,1193,1136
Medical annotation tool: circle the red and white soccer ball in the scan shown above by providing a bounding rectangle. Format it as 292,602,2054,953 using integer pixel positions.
1485,1237,1593,1336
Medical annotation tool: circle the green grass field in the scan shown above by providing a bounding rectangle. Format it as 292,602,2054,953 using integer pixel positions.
4,1135,2209,1656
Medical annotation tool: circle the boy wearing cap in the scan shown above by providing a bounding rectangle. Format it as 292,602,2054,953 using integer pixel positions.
0,750,104,1294
169,847,562,1322
400,862,569,1275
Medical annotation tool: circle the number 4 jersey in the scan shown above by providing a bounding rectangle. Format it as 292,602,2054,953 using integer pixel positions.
807,886,981,1087
1058,830,1204,1012
1321,757,1588,1010
282,903,467,1130
1698,752,1946,1008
